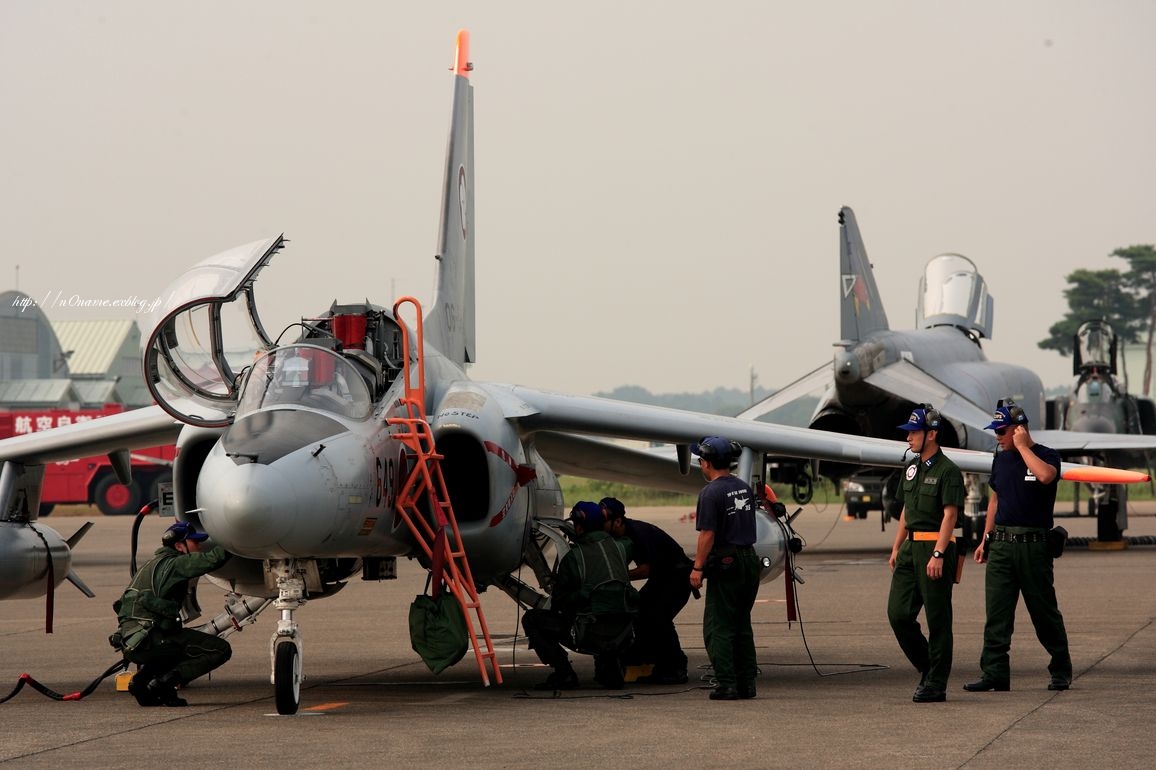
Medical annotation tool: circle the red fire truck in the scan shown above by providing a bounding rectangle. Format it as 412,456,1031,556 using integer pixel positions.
0,407,176,516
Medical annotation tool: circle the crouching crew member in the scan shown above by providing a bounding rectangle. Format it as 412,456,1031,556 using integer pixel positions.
601,496,694,685
522,502,639,691
112,521,232,707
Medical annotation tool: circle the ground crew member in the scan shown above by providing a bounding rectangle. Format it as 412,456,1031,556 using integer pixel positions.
887,406,965,703
112,521,232,707
688,436,760,701
965,400,1072,692
522,502,639,691
600,496,693,685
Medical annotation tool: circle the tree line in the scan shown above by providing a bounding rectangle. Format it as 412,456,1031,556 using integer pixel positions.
1039,245,1156,395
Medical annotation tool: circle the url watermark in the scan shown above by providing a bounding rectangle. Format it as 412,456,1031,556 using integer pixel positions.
11,291,173,315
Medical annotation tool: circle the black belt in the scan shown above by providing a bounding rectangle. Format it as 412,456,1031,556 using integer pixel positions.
992,530,1047,544
732,545,755,551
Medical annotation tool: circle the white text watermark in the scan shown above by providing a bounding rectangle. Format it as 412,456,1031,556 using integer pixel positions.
11,291,173,315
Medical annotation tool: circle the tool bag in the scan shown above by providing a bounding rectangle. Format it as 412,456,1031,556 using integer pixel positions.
408,584,469,675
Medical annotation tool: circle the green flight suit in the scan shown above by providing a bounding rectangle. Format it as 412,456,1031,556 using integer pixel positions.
886,451,965,690
114,545,232,686
522,531,640,671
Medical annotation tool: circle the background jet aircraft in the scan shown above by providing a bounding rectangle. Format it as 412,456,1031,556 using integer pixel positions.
739,207,1156,540
0,33,1145,714
1051,319,1156,446
1047,319,1156,527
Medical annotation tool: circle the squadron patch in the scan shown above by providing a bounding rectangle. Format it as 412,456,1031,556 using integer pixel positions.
905,465,917,481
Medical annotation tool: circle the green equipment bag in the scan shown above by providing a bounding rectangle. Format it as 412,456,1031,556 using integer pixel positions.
408,591,469,674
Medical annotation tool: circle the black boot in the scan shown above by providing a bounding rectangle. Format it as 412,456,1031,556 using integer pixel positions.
127,672,161,707
147,671,188,707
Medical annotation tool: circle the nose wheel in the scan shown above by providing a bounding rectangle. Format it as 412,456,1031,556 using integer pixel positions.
268,561,309,715
274,640,302,715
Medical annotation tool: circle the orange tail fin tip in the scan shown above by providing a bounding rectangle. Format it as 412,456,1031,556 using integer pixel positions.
454,29,472,76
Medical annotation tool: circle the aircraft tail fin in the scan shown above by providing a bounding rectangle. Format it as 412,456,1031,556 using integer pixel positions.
423,29,476,367
838,206,889,343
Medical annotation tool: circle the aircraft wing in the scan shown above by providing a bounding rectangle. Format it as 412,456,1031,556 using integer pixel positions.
859,358,1156,456
507,386,1148,485
862,358,996,434
1031,429,1156,455
0,404,186,465
532,432,705,495
494,383,998,475
734,361,833,421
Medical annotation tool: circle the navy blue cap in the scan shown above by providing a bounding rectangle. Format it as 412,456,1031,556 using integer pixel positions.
897,408,939,431
600,497,626,520
162,520,209,545
689,436,735,460
569,501,605,531
985,405,1028,430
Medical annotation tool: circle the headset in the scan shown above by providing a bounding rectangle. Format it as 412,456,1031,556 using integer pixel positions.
917,403,942,431
996,398,1028,425
693,438,742,468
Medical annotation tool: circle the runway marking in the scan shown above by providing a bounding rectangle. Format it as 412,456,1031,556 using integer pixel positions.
304,701,350,712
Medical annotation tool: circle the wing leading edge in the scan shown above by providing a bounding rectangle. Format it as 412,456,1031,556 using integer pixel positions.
498,384,1148,485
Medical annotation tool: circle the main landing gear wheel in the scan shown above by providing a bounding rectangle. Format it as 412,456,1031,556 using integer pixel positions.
274,641,302,715
792,473,814,505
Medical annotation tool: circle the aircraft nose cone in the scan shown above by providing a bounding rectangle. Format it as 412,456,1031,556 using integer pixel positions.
834,350,861,384
198,460,295,555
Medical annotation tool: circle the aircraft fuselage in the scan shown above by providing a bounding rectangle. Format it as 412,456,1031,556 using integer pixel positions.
821,325,1045,452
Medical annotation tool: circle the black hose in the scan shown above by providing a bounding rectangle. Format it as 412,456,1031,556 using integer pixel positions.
0,659,127,705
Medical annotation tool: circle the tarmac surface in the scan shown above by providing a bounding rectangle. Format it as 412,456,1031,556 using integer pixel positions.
2,502,1154,769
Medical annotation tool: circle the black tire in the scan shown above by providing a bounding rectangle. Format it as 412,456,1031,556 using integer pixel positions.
38,503,55,517
93,474,143,516
846,504,865,519
792,473,814,505
274,641,301,715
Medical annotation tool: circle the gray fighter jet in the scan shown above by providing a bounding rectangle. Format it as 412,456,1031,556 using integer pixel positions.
0,32,1145,712
1048,320,1156,524
739,207,1156,537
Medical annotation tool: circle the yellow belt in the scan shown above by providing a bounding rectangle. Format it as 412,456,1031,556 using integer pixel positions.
909,532,955,542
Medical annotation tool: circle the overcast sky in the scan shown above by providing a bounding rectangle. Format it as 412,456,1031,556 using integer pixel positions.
3,2,1154,399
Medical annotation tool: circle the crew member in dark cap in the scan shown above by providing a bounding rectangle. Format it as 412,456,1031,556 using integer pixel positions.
964,400,1072,693
688,436,760,700
601,497,694,685
111,521,232,707
887,405,965,703
521,502,639,691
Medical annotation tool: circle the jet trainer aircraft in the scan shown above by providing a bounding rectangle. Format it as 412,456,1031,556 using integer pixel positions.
739,207,1156,538
0,33,1147,713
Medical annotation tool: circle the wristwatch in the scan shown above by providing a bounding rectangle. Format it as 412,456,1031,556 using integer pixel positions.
931,550,944,559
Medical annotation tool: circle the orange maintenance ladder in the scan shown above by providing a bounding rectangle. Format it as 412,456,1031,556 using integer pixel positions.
385,297,502,686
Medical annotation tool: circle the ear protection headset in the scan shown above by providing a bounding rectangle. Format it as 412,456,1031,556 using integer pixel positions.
694,439,743,468
998,398,1028,425
918,403,942,431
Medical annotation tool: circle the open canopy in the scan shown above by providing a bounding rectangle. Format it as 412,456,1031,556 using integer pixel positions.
142,236,283,427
